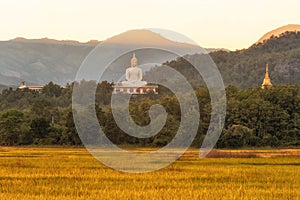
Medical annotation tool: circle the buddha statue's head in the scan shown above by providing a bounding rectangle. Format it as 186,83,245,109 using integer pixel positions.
131,53,137,67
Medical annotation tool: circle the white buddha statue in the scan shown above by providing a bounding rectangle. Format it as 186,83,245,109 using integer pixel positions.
121,53,147,87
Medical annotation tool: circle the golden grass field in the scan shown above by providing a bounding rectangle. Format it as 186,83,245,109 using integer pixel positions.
0,147,299,200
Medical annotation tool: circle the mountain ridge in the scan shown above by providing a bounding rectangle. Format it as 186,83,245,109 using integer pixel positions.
9,37,101,46
257,24,300,44
0,30,207,87
0,26,299,89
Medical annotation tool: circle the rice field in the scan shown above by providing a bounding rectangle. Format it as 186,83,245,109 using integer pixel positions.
0,147,299,200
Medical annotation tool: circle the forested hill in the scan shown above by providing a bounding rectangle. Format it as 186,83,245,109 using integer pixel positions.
210,31,300,88
1,30,300,89
0,38,96,86
155,31,300,89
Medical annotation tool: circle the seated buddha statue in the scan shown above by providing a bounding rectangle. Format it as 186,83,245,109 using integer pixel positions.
121,53,147,87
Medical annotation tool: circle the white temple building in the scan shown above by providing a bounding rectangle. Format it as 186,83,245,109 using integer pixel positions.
18,81,43,92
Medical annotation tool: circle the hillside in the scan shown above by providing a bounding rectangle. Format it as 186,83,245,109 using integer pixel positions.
257,24,300,44
0,84,8,91
212,31,300,88
0,38,95,86
1,27,300,88
0,30,205,86
154,31,300,89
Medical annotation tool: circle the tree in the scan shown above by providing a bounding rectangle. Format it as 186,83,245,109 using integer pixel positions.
31,99,52,121
0,110,30,145
60,110,81,145
219,125,253,148
42,82,63,97
30,118,51,144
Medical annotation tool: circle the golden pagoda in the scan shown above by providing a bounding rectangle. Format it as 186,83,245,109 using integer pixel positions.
261,64,272,89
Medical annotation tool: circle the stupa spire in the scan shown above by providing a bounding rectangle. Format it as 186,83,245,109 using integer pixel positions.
261,64,272,89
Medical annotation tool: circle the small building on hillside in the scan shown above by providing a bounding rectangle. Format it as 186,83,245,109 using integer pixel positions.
18,81,43,92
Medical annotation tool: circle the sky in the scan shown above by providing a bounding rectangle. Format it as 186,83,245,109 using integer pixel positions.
0,0,300,50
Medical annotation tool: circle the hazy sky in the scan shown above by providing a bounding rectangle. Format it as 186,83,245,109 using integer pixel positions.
1,0,300,50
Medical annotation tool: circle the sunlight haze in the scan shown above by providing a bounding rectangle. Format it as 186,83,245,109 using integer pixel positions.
1,0,300,50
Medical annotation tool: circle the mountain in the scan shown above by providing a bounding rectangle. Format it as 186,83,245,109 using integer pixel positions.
0,84,8,91
226,29,300,88
161,29,300,89
1,26,299,89
257,24,300,44
82,29,208,83
0,30,206,86
10,37,101,46
206,48,230,53
0,38,95,86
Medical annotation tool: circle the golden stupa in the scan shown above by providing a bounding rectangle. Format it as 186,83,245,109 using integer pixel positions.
261,64,272,89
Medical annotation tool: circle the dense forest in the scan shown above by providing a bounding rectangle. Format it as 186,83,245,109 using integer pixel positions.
0,81,299,148
156,31,300,89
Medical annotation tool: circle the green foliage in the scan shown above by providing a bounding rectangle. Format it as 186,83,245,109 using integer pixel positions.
223,84,300,147
219,125,253,148
151,32,300,89
42,82,63,97
0,80,299,148
210,32,300,88
0,110,31,145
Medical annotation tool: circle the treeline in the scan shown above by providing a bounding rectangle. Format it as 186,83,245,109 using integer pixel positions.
0,81,299,148
221,84,300,147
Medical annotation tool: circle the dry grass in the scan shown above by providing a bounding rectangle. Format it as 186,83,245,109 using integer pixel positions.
205,149,300,158
0,147,299,200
